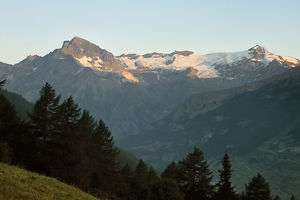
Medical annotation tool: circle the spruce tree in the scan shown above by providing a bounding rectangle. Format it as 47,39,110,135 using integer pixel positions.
161,161,179,180
178,147,214,200
134,159,149,185
147,167,159,185
0,79,22,141
132,159,150,200
215,152,237,200
151,178,184,200
244,173,272,200
117,164,134,200
49,96,82,182
91,120,120,192
56,96,81,126
29,82,60,138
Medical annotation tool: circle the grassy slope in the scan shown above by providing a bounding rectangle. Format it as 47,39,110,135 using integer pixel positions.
0,162,99,200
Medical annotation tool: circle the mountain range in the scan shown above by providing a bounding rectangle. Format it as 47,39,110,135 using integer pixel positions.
0,37,300,198
0,37,299,139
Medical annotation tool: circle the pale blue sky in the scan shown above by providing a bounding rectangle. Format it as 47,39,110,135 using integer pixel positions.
0,0,299,64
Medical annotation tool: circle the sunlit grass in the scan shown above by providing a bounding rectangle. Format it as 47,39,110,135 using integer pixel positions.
0,162,100,200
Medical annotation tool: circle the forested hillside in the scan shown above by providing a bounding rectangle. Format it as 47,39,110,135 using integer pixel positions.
0,80,297,200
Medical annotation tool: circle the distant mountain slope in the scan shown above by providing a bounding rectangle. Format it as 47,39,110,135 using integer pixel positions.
0,162,100,200
119,67,300,198
0,89,33,120
0,37,299,138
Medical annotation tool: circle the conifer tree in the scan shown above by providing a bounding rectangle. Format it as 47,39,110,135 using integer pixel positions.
29,82,61,138
215,152,237,200
134,159,149,185
161,161,179,180
117,164,134,200
91,120,120,192
95,120,119,161
151,178,184,200
178,147,214,200
0,80,32,167
0,79,22,141
56,96,81,126
147,167,159,185
49,96,82,182
132,159,150,200
244,173,272,200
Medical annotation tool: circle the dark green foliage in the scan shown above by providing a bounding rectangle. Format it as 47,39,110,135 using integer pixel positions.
0,80,30,166
215,152,238,200
0,89,21,141
89,119,120,193
24,83,122,197
244,173,272,200
161,161,179,180
178,147,214,200
117,164,134,200
29,82,60,133
147,167,159,185
134,159,149,185
150,178,184,200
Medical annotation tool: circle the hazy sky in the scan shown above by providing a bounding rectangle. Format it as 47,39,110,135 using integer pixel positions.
1,0,299,64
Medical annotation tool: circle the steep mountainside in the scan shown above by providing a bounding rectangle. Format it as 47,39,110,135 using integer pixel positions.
0,37,299,138
119,67,300,198
0,89,33,120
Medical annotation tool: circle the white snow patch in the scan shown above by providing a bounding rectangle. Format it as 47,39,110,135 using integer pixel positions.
75,56,104,70
118,48,300,79
119,57,137,70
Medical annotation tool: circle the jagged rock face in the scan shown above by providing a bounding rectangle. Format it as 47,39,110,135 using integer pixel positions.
171,50,194,56
60,37,102,58
53,37,126,73
249,45,266,61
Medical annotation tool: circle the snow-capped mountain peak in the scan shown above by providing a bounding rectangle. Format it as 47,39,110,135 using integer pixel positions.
34,37,300,82
248,45,300,66
50,37,140,82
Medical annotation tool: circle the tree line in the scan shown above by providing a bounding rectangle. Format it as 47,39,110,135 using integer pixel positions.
0,81,297,200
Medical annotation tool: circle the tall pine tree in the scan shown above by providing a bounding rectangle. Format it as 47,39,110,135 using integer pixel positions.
29,82,61,138
215,152,237,200
244,173,272,200
161,161,179,180
178,147,214,200
27,83,61,173
91,120,120,192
